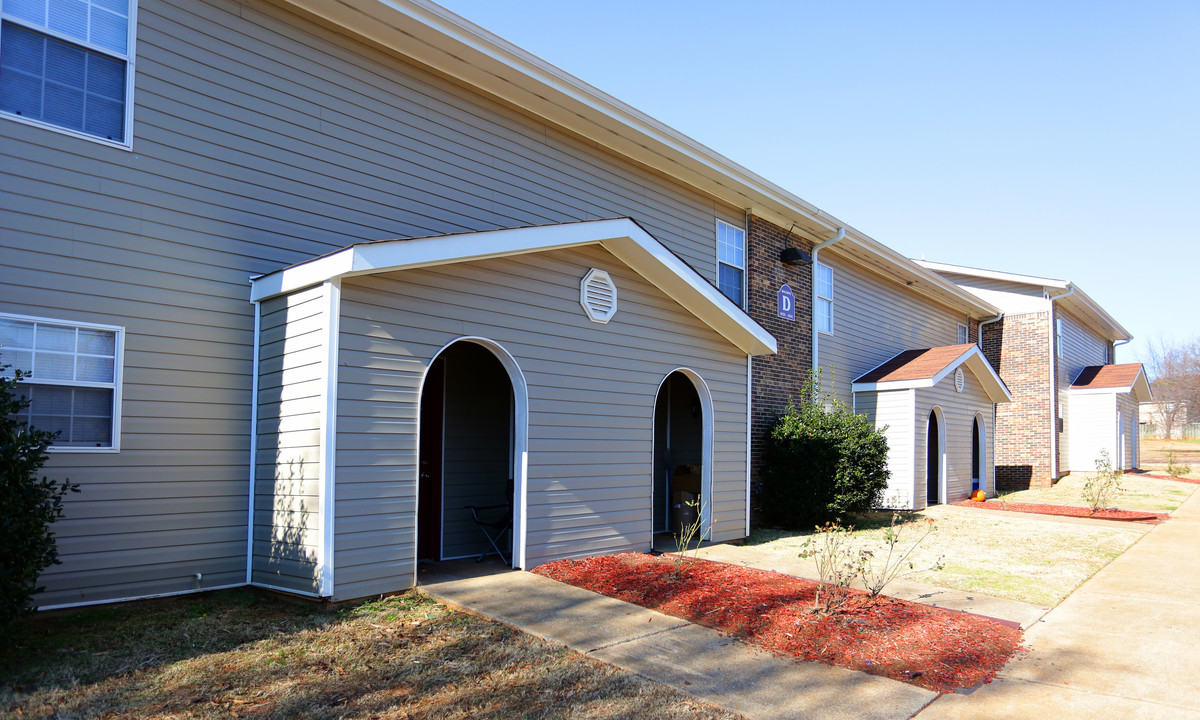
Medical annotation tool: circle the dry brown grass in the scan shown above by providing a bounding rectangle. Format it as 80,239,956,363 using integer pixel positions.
734,508,1147,607
1141,438,1200,478
1,588,744,720
998,472,1196,512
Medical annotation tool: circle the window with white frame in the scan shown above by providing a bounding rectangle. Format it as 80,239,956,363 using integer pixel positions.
1056,317,1064,359
957,323,968,345
716,219,745,306
0,0,136,145
816,262,833,333
1,314,123,450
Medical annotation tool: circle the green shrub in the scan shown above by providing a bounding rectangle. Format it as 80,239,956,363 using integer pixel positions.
1,365,78,627
762,377,890,528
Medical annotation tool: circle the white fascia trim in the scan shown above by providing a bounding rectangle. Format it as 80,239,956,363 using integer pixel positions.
1057,285,1133,341
250,219,776,356
915,260,1070,290
852,346,1012,402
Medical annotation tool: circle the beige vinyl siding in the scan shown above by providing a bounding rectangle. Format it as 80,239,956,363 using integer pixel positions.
1118,393,1139,470
818,253,969,404
1,0,744,606
936,273,1050,315
915,371,994,507
333,244,748,601
1067,392,1116,473
856,389,916,509
1056,308,1111,472
251,287,326,594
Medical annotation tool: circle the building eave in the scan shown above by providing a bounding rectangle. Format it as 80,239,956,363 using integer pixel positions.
250,218,777,356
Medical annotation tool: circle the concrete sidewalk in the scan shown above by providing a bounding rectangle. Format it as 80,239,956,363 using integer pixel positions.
918,488,1200,719
419,562,937,720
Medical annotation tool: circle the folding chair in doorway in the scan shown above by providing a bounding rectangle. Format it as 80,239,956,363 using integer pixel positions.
465,504,512,564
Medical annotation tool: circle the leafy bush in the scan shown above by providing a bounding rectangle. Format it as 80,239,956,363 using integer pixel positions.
762,376,890,528
1,365,78,627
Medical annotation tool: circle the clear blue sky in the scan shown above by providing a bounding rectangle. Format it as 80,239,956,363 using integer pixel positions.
436,0,1198,370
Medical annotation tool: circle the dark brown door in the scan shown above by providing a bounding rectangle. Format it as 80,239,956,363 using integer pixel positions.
417,357,445,561
927,411,940,506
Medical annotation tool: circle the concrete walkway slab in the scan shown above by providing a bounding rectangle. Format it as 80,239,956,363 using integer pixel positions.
421,563,936,720
918,487,1200,718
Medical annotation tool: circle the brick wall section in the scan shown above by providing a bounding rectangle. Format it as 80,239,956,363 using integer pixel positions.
982,312,1054,489
746,216,814,481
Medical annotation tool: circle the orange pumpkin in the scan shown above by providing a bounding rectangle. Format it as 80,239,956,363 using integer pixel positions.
971,489,986,502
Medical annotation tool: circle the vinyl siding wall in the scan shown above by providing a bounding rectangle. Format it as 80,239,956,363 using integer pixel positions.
856,389,917,509
914,371,994,508
818,252,970,404
1,0,745,606
332,244,749,601
1067,393,1116,473
1056,308,1111,474
251,286,327,594
936,273,1049,316
1118,393,1139,470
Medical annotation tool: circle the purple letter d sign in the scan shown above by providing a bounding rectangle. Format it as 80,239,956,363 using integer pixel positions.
778,284,795,321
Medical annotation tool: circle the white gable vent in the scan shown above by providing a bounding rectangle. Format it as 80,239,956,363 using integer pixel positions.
580,268,618,324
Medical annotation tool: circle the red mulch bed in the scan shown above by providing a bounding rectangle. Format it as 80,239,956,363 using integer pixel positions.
532,553,1022,693
1132,472,1200,485
954,499,1168,523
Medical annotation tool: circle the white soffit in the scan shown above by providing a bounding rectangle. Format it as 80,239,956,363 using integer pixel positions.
852,345,1012,403
250,218,777,356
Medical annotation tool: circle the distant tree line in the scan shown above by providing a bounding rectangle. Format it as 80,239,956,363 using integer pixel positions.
1147,338,1200,438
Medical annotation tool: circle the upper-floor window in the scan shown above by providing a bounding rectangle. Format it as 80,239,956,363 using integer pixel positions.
716,219,745,306
957,323,969,345
0,0,136,146
1056,317,1064,359
1,313,124,451
816,262,833,333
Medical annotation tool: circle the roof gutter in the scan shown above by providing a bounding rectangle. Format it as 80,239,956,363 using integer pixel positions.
812,228,847,378
1048,285,1076,480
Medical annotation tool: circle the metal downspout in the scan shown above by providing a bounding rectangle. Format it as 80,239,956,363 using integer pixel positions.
811,228,846,381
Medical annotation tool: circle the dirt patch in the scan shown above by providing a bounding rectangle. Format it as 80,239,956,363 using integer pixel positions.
534,553,1022,693
1,588,745,720
955,499,1167,523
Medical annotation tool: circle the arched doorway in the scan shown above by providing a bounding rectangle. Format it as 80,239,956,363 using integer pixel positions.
652,370,712,539
417,340,525,566
926,409,944,506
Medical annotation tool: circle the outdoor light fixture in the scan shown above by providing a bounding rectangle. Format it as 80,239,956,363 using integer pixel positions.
779,247,812,265
778,223,813,266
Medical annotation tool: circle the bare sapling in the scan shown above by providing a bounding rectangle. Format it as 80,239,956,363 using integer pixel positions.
672,498,708,580
1083,449,1124,512
858,514,943,598
1167,451,1192,478
798,522,865,615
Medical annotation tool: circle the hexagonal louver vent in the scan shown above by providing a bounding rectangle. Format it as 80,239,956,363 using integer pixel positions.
580,268,618,324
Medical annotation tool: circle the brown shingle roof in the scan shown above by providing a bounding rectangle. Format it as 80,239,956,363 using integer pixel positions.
854,344,977,384
1071,363,1144,390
